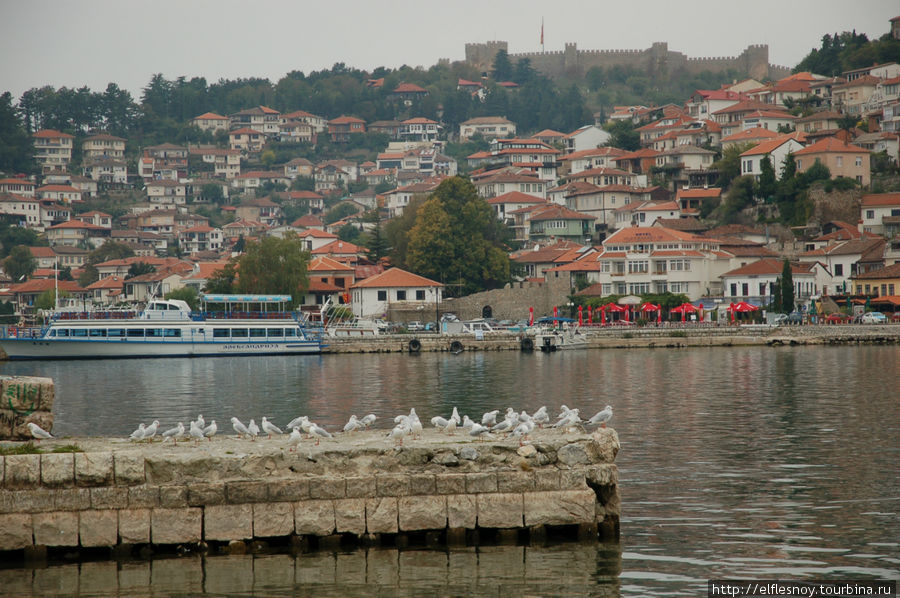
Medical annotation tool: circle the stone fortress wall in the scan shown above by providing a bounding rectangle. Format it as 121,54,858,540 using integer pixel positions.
465,41,792,82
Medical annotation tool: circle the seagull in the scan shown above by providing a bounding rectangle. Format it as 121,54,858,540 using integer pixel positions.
143,420,160,442
343,415,362,433
309,423,332,445
587,405,613,428
247,419,260,441
461,415,475,430
481,410,500,427
231,417,251,438
261,417,283,438
431,415,451,431
450,407,461,425
445,416,457,435
469,423,491,441
194,414,205,430
286,415,306,430
203,420,217,440
553,408,581,432
129,423,146,442
387,421,410,445
360,414,377,429
287,427,302,452
27,422,53,440
511,419,535,444
409,408,423,439
162,422,185,443
533,406,549,428
189,420,205,443
491,417,514,435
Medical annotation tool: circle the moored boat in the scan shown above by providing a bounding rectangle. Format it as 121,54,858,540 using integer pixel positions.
0,294,324,360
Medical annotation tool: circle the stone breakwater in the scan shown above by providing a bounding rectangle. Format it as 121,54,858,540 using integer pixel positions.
0,428,620,555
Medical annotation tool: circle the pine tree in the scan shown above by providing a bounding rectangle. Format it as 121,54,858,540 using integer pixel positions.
781,260,795,313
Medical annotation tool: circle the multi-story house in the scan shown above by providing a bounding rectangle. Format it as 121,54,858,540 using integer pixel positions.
283,157,314,179
798,237,885,295
33,129,74,173
82,159,128,184
720,258,820,305
327,116,366,143
860,192,900,237
458,116,516,142
228,128,265,154
140,143,188,181
229,106,281,136
794,111,845,133
37,184,82,204
746,76,815,107
192,112,229,133
793,137,871,186
472,169,547,199
368,120,402,140
281,110,327,133
564,125,611,153
557,147,627,177
851,262,900,297
82,134,126,160
564,166,640,188
190,147,241,179
832,76,881,116
486,191,547,231
278,119,316,144
684,89,745,119
349,267,442,320
38,201,72,230
527,205,595,243
302,256,357,309
721,127,779,151
0,193,40,227
399,118,441,143
235,197,282,227
74,211,113,229
145,180,188,205
45,219,109,247
178,225,223,254
314,163,353,193
740,135,806,180
230,170,289,192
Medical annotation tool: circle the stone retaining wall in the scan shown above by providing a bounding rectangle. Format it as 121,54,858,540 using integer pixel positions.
0,428,620,553
0,376,54,441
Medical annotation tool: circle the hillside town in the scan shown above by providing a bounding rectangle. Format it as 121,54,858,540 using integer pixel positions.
2,17,900,325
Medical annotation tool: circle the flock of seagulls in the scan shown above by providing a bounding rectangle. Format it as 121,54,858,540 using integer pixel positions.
26,404,613,448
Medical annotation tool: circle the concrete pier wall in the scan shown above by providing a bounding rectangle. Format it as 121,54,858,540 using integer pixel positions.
0,376,54,441
0,428,620,553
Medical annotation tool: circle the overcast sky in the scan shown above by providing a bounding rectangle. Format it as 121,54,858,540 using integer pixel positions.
2,1,897,101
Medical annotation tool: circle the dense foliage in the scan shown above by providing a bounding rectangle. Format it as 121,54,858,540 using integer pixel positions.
794,31,900,76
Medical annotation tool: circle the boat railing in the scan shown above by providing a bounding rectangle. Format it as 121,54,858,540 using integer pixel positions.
197,310,307,322
51,311,139,321
1,325,46,340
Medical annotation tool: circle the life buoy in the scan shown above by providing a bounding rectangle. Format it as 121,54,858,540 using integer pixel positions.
520,337,534,351
450,340,463,353
408,338,422,353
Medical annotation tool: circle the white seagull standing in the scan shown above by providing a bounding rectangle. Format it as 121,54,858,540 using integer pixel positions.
287,427,302,452
343,415,362,433
143,420,160,442
129,423,146,442
247,419,260,441
203,419,217,440
481,410,500,427
27,422,53,441
469,423,491,441
162,422,185,443
189,420,205,443
360,414,377,429
231,417,251,439
587,405,613,428
309,423,332,445
261,417,283,439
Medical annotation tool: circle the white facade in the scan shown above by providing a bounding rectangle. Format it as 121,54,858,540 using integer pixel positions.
740,138,805,180
351,284,442,319
565,125,612,153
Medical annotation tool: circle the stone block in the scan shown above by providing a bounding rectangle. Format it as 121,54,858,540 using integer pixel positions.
333,498,366,535
0,513,33,549
186,483,225,507
91,486,128,510
590,428,620,463
75,452,113,486
533,469,560,491
367,548,399,585
79,509,118,547
204,504,252,542
226,481,267,503
477,493,523,528
435,474,466,495
294,499,335,536
33,511,79,546
586,464,618,486
295,551,336,585
376,474,409,497
159,486,188,508
253,502,294,538
523,490,596,526
560,470,587,490
465,472,497,494
53,488,91,511
365,497,398,534
408,474,436,495
128,485,159,508
4,454,40,488
557,442,592,466
267,479,307,502
335,552,366,585
114,454,145,485
40,453,74,487
308,477,345,500
447,494,477,529
344,476,375,498
2,489,53,513
151,507,202,545
118,509,150,544
398,495,446,531
497,471,534,493
32,564,77,595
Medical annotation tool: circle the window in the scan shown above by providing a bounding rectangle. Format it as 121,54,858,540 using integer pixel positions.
163,329,181,338
730,283,737,297
796,159,802,169
835,264,843,276
759,283,767,296
855,156,862,167
213,329,229,338
416,290,425,301
89,329,107,337
866,210,875,219
145,329,162,338
396,290,407,301
741,283,749,296
108,329,124,338
231,329,248,338
267,328,283,338
127,329,144,338
377,290,387,301
836,156,843,167
249,329,266,338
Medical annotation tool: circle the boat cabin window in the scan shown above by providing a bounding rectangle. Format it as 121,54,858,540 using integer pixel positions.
48,330,57,337
127,329,144,338
89,329,107,337
267,328,283,337
213,329,229,338
231,328,248,338
72,329,88,337
108,329,125,338
163,329,181,337
145,329,162,338
285,328,298,337
249,328,266,338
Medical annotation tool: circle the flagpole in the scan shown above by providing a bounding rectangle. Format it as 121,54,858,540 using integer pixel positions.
541,18,544,53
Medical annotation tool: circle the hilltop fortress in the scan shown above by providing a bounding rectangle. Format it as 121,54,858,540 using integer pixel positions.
464,41,791,82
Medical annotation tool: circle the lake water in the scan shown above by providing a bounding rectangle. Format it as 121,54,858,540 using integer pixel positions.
1,345,898,596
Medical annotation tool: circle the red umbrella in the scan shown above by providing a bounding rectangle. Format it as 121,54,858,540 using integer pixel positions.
529,307,534,326
671,302,698,322
602,302,626,324
578,305,583,326
588,305,593,324
640,302,661,324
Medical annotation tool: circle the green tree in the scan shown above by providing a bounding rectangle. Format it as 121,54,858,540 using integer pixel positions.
234,235,310,306
4,245,36,281
758,155,776,202
164,286,200,310
0,222,45,258
712,142,753,189
405,177,510,297
781,260,795,314
204,260,237,294
603,120,640,151
201,183,225,204
491,50,513,81
78,264,99,287
0,92,37,174
87,241,134,266
325,203,361,224
770,280,782,313
36,289,69,311
127,262,156,279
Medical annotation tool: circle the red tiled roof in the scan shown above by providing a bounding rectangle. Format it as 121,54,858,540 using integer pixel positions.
861,192,900,207
194,112,227,120
351,267,440,289
485,191,545,205
793,137,867,155
33,129,74,139
393,83,428,94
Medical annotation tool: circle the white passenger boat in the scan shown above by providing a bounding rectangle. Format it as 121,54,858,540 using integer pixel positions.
0,294,324,360
534,325,590,352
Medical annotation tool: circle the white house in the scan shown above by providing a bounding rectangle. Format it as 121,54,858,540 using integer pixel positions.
740,136,806,180
798,237,885,296
350,267,442,319
720,258,821,307
564,125,612,153
860,192,900,237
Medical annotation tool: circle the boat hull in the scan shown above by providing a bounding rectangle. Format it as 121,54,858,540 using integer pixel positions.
0,338,322,360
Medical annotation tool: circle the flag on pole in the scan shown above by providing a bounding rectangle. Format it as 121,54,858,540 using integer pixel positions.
540,18,544,46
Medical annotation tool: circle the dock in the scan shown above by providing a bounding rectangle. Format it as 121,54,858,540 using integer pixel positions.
0,427,620,556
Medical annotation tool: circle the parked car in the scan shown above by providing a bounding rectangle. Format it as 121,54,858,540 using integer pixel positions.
406,321,425,331
859,312,887,324
824,313,851,325
774,312,803,325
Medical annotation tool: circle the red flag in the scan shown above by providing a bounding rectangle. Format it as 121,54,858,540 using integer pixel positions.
540,20,544,45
